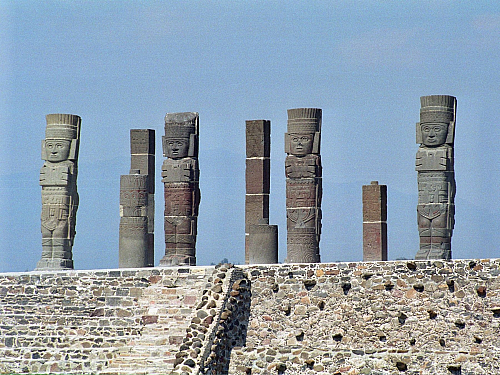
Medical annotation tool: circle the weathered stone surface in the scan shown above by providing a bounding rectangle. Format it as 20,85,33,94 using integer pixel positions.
245,119,277,265
37,114,81,270
363,181,388,261
130,129,155,266
415,95,456,260
119,173,149,268
285,108,322,263
160,112,200,266
2,259,499,374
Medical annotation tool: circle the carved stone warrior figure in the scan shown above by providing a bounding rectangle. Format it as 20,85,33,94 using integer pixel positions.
37,114,81,270
415,95,456,260
285,108,322,263
160,112,200,266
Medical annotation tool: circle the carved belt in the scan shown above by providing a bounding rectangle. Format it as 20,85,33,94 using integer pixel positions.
417,204,447,220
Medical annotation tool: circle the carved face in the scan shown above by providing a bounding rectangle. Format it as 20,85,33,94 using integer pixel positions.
45,139,71,162
165,138,189,159
421,123,448,147
290,133,314,156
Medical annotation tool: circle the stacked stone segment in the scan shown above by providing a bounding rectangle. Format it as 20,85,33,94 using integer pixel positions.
245,120,278,264
363,181,388,261
130,129,155,266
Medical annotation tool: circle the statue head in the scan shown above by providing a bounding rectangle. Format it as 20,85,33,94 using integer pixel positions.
417,95,456,147
42,114,81,162
163,112,199,159
289,133,314,155
285,108,322,156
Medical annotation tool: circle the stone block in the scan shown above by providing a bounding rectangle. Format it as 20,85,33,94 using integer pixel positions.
246,120,270,158
245,195,269,232
245,158,270,194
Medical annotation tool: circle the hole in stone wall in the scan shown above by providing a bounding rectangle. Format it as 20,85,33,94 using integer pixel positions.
468,261,476,269
447,364,462,374
318,301,325,310
385,282,394,291
409,338,416,346
474,336,482,344
303,280,316,290
428,310,437,319
272,283,279,293
305,359,315,369
342,283,351,295
454,320,465,329
296,331,304,341
379,335,386,342
283,305,291,316
395,362,407,371
407,262,417,270
446,280,455,293
439,338,446,347
362,273,373,280
277,363,286,374
476,286,486,298
398,313,407,325
492,309,500,318
333,333,343,342
413,284,424,292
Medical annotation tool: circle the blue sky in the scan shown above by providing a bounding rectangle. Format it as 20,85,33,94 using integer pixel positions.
1,1,500,271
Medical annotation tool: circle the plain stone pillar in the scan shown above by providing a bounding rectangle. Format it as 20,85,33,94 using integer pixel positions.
248,222,278,264
119,172,149,268
362,181,388,261
130,129,155,267
245,120,277,264
285,108,322,263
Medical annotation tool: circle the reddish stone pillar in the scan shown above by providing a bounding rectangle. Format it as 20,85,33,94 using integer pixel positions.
245,120,278,264
362,181,387,261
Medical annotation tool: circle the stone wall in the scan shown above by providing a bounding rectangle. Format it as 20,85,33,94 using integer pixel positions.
0,266,239,374
230,259,500,374
0,259,498,374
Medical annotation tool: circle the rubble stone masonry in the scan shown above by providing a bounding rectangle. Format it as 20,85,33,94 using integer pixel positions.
0,259,499,374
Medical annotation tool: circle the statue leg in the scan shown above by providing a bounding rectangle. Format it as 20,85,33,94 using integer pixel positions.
50,222,73,269
36,226,54,270
415,213,431,260
428,212,451,260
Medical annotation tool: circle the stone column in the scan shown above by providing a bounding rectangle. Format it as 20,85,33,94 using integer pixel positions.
363,181,388,261
130,129,155,266
245,120,278,264
37,114,81,270
160,112,200,266
415,95,456,260
285,108,322,263
119,172,149,268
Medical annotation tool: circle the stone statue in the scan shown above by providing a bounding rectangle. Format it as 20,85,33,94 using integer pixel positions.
37,114,81,270
119,171,149,268
285,108,322,263
160,112,200,266
245,120,278,264
415,95,456,260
